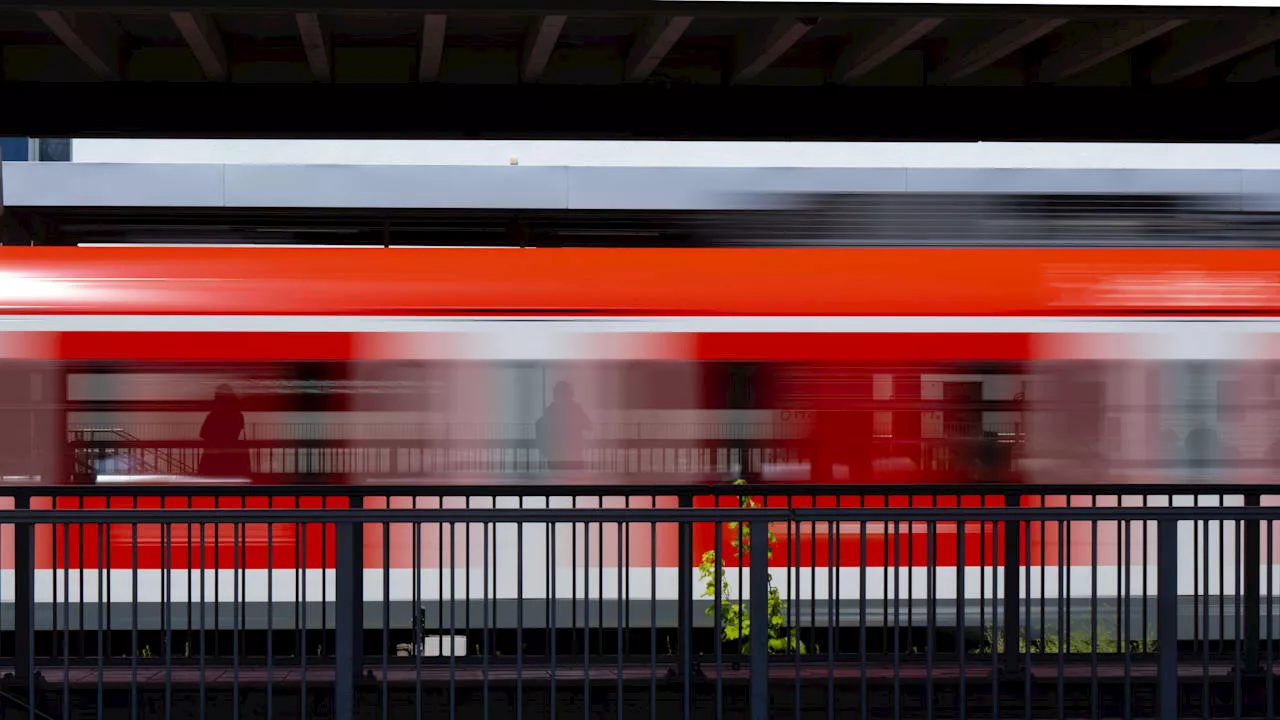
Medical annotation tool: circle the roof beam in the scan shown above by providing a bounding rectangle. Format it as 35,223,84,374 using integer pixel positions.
932,18,1067,84
833,17,941,84
418,14,447,82
625,15,693,83
523,15,566,83
295,12,331,83
35,10,122,81
1151,16,1280,85
733,17,814,84
171,11,227,82
1228,43,1280,82
1036,18,1184,83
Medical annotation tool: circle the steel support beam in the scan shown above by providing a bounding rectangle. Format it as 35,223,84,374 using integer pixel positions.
35,10,122,81
625,15,692,82
833,17,941,83
1157,518,1179,720
296,12,331,82
749,517,771,720
418,14,447,82
933,18,1067,83
1036,18,1185,83
334,519,363,720
733,18,813,84
172,12,227,82
523,15,566,83
1151,15,1280,85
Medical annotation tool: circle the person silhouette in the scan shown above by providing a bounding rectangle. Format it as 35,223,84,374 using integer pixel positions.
535,381,591,471
198,384,251,477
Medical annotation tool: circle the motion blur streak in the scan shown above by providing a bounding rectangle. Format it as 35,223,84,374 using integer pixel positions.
1,246,1279,610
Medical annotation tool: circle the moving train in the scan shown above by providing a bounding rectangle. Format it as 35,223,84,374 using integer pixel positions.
0,246,1275,636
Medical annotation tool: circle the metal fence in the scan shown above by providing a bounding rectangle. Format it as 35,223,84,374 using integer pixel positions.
0,483,1276,719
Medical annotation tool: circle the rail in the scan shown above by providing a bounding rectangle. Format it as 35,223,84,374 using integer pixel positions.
0,483,1275,718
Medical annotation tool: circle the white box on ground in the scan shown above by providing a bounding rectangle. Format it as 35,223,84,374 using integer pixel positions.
420,635,467,657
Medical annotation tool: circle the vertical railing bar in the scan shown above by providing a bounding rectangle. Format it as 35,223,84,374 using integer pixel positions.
1040,499,1047,655
132,520,139,720
198,518,206,720
449,519,458,720
958,512,967,720
549,513,557,720
63,519,71,720
266,506,273,720
382,520,390,720
1158,517,1178,720
480,518,488,720
650,517,657,720
1091,512,1099,720
232,520,240,720
1221,495,1227,659
1235,516,1243,720
1203,515,1211,720
585,518,593,716
927,516,936,720
827,515,835,720
1023,513,1032,720
992,519,1000,720
1143,494,1150,656
1124,515,1132,720
792,505,800,720
1267,516,1274,720
860,516,867,720
517,500,524,720
298,515,307,720
893,517,901,720
162,514,172,720
1057,515,1065,720
749,513,769,720
617,519,624,720
679,492,693,720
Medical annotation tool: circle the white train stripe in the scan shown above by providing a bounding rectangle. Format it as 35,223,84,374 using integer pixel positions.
0,566,1263,603
1,315,1280,333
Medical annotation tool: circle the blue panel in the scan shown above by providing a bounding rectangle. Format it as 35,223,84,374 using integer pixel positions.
0,138,30,162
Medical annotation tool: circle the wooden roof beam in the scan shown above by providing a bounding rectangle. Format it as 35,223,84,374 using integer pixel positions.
1037,18,1184,83
833,17,942,84
523,15,567,83
733,17,814,84
296,12,331,82
626,15,693,82
418,14,447,82
932,18,1067,84
171,11,227,82
1151,15,1280,84
35,10,122,81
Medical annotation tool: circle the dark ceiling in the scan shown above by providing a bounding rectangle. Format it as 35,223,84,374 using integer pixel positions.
0,1,1279,139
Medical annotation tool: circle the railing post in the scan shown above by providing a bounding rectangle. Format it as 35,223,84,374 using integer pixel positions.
335,517,363,720
1158,517,1179,720
749,517,770,720
677,491,694,703
1245,492,1261,673
1002,492,1021,675
14,492,32,683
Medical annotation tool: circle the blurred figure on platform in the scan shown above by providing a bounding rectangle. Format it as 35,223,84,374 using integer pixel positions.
536,381,592,471
199,384,251,477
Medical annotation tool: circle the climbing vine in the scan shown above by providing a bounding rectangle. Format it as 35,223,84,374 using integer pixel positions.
697,479,806,655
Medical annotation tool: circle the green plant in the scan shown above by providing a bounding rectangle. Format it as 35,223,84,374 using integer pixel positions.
971,623,1157,655
697,479,806,655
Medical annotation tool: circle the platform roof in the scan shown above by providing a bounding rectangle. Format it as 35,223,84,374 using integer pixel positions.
0,1,1279,140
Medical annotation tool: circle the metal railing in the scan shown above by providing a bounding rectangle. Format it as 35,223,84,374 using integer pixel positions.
0,483,1276,719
